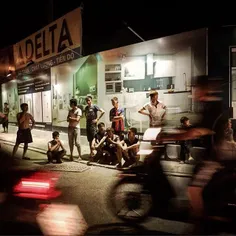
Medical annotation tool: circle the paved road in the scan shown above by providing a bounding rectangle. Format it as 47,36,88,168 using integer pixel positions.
0,143,196,235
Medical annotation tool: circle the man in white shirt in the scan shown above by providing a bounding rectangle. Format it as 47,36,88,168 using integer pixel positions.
138,90,166,127
67,98,82,161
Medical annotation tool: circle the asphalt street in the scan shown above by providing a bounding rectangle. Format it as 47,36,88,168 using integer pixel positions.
0,143,197,235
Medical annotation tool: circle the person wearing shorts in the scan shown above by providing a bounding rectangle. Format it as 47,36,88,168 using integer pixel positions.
12,103,35,160
67,98,82,161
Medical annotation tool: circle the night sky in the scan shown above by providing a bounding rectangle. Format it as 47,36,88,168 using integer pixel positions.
0,1,235,55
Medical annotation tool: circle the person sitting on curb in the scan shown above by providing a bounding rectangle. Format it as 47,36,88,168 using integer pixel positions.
178,116,194,164
90,122,106,163
118,127,140,168
101,127,120,165
47,131,66,164
89,127,120,165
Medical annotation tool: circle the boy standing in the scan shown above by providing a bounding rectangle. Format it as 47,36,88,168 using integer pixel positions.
109,97,125,139
67,98,82,161
85,96,105,151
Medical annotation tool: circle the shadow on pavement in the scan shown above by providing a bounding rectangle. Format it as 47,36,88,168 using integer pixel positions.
85,223,175,235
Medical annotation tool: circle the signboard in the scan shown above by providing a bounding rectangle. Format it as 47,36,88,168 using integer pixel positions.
13,7,82,70
17,68,51,95
16,47,81,76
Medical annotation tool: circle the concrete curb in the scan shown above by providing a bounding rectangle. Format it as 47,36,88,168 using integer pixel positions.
0,139,194,176
0,139,117,170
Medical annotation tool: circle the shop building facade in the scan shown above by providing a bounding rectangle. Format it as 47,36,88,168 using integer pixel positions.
1,15,236,133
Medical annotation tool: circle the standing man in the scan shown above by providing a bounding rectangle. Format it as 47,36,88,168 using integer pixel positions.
138,90,166,127
85,96,105,152
67,98,82,161
2,102,9,133
12,103,35,160
109,97,125,139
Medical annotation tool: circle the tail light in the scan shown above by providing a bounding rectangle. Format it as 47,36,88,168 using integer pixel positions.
13,171,61,200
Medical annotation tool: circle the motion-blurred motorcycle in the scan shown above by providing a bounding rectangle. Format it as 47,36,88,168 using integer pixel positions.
108,127,236,229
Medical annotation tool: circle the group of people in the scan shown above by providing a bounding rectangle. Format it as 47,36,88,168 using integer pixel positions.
6,83,232,166
9,90,167,167
86,90,167,167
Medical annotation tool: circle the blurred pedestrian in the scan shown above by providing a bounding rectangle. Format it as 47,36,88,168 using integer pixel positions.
85,96,105,152
2,102,9,133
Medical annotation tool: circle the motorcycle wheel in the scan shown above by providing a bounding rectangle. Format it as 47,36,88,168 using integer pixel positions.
108,177,152,224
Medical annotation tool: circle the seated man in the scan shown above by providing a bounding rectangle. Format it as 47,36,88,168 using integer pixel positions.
47,131,66,164
178,116,194,164
90,122,106,162
119,127,140,168
101,127,120,165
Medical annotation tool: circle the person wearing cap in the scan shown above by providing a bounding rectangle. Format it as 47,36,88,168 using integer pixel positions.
138,90,166,127
109,97,125,139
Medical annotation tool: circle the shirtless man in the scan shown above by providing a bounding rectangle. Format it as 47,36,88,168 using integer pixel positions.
12,103,35,160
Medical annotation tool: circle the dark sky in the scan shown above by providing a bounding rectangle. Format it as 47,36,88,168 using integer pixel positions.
0,1,235,55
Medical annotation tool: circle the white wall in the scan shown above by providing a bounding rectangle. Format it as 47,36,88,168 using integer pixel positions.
153,55,175,78
51,67,74,126
163,92,191,112
174,47,191,91
97,47,193,130
1,80,18,122
97,57,172,130
97,59,122,126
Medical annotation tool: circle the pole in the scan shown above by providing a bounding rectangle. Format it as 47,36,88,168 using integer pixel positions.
48,0,54,23
123,21,145,42
80,2,84,56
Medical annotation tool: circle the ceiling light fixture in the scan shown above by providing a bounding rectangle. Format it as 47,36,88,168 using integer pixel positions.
6,70,12,77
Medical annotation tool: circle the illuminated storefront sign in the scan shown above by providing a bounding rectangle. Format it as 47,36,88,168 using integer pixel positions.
13,7,82,70
16,47,81,76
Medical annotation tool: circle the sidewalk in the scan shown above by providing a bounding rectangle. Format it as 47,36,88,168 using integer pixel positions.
0,125,90,158
0,125,194,175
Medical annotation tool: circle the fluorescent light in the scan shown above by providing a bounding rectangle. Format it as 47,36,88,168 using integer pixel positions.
6,70,12,77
